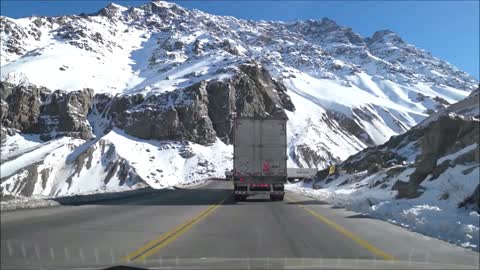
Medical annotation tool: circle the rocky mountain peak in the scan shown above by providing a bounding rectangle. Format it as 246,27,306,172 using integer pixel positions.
97,2,127,17
367,29,404,45
150,0,179,8
294,17,342,35
287,17,365,48
318,17,340,30
142,0,188,17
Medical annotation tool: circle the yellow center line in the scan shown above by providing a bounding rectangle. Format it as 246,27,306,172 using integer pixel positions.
285,196,395,261
122,196,228,262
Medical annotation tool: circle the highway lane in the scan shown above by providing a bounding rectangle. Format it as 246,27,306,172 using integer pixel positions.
1,180,479,269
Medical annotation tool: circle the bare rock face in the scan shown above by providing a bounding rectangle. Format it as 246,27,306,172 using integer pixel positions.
0,82,94,140
221,40,240,55
340,128,423,174
0,82,49,133
39,89,94,140
391,180,425,199
97,3,123,17
409,115,479,185
235,62,294,116
206,62,295,143
1,62,294,147
205,80,236,143
459,184,480,213
113,81,217,145
390,115,479,199
110,62,295,145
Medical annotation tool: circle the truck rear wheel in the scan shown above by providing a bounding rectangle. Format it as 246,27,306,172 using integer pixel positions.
234,194,246,201
270,194,284,201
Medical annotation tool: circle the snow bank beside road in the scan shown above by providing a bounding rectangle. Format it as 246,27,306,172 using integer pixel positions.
286,164,480,251
1,185,168,212
1,196,60,212
0,187,152,212
1,180,212,212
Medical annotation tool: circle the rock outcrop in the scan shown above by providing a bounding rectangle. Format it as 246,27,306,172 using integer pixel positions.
113,81,216,144
38,89,94,140
459,184,480,212
332,96,480,199
108,62,294,144
409,115,479,186
206,62,294,143
0,82,49,133
1,62,293,146
0,82,94,140
340,127,424,174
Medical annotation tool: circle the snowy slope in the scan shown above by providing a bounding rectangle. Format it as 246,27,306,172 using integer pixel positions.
287,160,480,251
420,88,480,127
0,128,232,197
287,92,480,251
1,0,478,197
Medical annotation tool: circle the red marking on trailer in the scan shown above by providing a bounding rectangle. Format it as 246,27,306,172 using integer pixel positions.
263,161,270,172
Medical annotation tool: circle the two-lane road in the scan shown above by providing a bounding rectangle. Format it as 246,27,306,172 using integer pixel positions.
1,181,479,269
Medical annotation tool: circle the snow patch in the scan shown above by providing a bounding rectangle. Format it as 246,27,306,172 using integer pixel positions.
287,161,480,251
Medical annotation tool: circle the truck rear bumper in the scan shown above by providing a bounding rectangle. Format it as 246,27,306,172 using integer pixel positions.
234,190,284,196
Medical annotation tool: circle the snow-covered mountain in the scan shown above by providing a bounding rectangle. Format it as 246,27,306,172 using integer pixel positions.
0,0,478,197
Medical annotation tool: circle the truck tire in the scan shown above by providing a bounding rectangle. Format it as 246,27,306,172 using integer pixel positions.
234,195,246,201
270,194,284,201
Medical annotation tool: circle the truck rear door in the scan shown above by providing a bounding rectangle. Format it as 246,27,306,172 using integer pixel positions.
234,119,286,178
260,120,286,177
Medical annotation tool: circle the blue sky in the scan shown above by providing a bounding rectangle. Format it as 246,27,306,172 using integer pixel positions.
1,1,479,79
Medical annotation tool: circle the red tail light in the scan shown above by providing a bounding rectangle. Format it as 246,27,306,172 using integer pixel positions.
239,178,244,182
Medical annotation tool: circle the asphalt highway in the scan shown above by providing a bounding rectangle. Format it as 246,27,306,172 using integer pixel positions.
1,181,479,269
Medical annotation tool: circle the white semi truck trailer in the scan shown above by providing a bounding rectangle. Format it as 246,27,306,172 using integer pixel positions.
232,117,287,201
